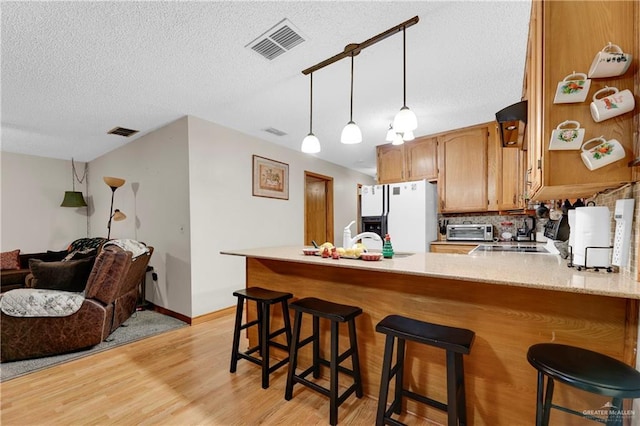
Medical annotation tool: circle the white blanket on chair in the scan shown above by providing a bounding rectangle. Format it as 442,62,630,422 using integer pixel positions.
0,288,85,317
103,239,149,259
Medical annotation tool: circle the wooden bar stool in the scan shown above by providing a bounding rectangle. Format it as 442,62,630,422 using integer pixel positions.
284,297,364,426
229,287,293,389
527,343,640,426
375,314,475,426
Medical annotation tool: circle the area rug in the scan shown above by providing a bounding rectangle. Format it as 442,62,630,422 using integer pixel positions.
0,309,187,382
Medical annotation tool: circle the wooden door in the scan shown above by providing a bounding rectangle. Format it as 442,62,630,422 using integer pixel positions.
304,172,334,246
437,126,488,213
406,136,437,181
376,144,405,184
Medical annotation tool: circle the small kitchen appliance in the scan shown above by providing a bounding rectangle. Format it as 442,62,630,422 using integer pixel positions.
543,215,570,241
446,224,494,242
516,216,536,241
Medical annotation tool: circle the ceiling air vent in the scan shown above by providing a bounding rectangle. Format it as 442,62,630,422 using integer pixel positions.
263,127,287,137
246,19,305,60
107,127,139,137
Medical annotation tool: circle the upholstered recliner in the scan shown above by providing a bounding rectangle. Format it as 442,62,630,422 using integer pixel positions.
0,244,153,362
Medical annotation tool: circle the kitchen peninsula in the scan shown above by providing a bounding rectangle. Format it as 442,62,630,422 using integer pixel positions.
223,247,639,425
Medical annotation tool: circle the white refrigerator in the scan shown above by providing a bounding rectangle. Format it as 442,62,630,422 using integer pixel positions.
360,179,438,252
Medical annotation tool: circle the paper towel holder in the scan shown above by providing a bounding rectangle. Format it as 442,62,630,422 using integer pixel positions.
568,245,613,272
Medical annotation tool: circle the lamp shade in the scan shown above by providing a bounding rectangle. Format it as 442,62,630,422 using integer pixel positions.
112,209,126,221
301,133,321,153
393,106,418,133
402,130,415,141
340,121,362,144
60,191,88,207
385,125,395,142
103,176,125,189
392,133,404,146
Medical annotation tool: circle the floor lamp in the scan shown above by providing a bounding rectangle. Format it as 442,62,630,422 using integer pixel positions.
104,176,126,239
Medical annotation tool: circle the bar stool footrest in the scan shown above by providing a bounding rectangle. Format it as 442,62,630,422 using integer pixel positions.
237,352,264,367
404,389,447,412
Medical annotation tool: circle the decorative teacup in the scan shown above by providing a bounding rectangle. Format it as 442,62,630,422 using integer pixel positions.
590,87,635,122
588,43,632,78
580,136,626,171
553,73,591,104
548,120,585,150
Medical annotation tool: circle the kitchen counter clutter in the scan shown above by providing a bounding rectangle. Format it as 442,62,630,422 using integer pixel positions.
223,246,639,424
222,245,640,300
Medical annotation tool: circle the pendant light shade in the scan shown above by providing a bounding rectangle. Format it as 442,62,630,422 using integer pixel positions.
385,124,395,142
393,26,418,134
60,191,87,207
402,130,415,141
301,73,321,153
341,121,362,144
301,133,321,153
341,54,362,145
393,106,418,133
392,132,404,146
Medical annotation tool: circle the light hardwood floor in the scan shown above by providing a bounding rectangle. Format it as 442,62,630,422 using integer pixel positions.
0,309,437,425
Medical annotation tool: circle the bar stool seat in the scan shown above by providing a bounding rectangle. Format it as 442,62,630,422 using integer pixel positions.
527,343,640,425
230,287,293,389
285,297,364,426
376,314,475,426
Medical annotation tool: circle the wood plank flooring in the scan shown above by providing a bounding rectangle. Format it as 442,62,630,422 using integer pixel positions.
0,309,437,425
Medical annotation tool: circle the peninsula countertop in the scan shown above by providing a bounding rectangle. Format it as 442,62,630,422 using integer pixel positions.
221,246,640,300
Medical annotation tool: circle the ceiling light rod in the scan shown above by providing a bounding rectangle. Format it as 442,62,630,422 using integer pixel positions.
301,16,419,75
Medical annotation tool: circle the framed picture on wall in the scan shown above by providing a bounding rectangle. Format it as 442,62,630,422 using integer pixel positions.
252,155,289,200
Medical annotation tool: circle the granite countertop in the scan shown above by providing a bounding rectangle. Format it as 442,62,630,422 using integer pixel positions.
221,246,640,300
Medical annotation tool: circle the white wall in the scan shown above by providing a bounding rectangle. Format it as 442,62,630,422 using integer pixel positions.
187,116,375,317
1,153,88,252
87,117,192,317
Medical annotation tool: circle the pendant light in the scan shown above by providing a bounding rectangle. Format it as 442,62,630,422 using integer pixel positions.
340,53,362,144
393,26,418,133
392,132,404,146
60,158,88,207
301,73,321,153
385,124,395,142
402,130,415,141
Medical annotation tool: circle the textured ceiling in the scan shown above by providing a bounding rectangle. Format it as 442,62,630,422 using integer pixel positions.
1,1,532,177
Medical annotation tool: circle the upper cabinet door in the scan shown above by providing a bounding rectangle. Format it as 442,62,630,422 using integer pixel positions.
525,0,635,200
377,144,405,184
406,136,438,182
438,126,488,213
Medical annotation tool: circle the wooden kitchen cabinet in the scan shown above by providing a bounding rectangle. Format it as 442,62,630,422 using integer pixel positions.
498,146,525,210
376,136,437,184
376,144,405,184
406,136,437,181
437,123,489,213
524,1,637,201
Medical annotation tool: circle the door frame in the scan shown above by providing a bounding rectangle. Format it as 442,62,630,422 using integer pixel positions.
304,171,334,245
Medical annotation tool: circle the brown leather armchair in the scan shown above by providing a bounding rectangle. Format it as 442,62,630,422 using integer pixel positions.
0,244,153,362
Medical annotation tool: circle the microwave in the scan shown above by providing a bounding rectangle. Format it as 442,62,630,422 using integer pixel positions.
446,224,494,241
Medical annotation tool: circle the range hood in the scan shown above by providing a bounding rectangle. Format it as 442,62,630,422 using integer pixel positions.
495,100,527,148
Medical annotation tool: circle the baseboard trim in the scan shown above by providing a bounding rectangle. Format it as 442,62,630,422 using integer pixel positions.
191,306,235,325
149,304,192,325
144,304,235,325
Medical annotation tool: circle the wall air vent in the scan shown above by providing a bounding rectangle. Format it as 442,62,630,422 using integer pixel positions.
107,127,139,137
263,127,287,137
246,19,305,60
